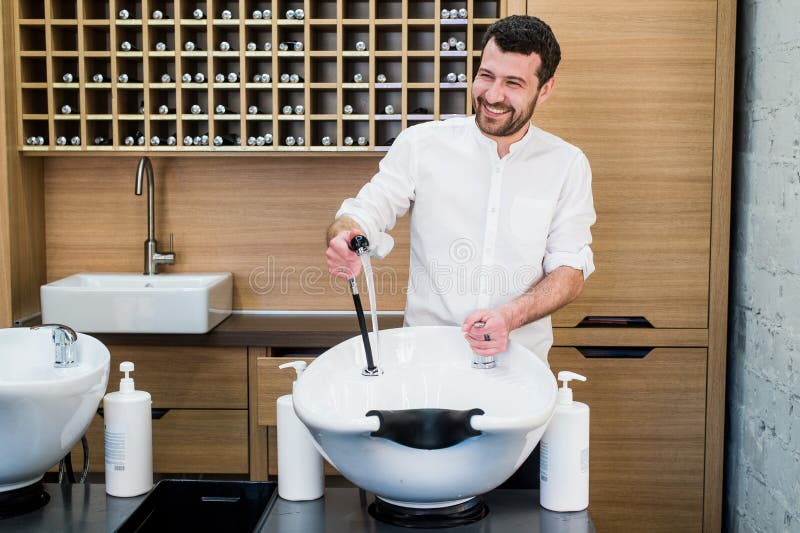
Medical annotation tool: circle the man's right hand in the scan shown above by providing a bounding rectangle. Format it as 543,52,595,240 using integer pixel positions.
326,229,364,280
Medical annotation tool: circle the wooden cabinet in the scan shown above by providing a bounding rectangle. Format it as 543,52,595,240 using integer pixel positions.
549,347,707,533
64,345,249,475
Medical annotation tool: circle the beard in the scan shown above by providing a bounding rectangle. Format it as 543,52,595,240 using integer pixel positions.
474,91,539,138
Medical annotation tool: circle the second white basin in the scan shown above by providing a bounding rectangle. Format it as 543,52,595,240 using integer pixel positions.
41,272,233,333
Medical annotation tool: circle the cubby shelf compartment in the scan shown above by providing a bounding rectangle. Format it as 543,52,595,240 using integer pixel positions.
14,0,503,152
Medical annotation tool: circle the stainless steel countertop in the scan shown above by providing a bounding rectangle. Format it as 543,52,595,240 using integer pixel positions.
1,484,595,532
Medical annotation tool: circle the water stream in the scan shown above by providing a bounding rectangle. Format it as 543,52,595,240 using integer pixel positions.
360,254,380,366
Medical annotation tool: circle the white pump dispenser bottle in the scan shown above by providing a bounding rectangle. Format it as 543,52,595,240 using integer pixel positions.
540,371,589,512
103,361,153,497
277,361,324,501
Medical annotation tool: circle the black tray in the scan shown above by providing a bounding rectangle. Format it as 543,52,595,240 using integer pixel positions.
115,480,277,533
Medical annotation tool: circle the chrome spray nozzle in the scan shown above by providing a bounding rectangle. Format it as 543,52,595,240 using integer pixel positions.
349,235,370,256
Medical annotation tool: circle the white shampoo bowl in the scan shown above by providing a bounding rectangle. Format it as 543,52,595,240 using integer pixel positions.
0,328,110,492
292,326,557,508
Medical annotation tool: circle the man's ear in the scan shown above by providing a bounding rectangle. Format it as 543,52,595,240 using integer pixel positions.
537,77,556,104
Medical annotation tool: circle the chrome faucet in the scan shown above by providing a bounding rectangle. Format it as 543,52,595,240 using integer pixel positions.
32,324,78,367
471,321,496,369
134,156,175,275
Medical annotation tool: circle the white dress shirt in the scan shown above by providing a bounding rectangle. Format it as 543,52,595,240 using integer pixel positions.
337,116,596,361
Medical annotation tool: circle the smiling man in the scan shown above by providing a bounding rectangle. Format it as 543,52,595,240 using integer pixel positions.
326,15,596,365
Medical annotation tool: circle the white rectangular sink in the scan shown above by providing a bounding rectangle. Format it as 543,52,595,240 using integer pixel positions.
41,272,233,333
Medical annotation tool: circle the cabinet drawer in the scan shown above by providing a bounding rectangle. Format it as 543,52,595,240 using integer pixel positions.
107,346,247,408
549,347,706,533
69,409,249,474
256,356,316,426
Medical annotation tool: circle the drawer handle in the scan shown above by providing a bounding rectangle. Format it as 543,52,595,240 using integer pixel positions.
97,407,170,419
577,316,653,328
577,347,652,358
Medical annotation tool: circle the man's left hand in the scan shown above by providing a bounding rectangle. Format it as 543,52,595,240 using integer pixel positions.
461,308,514,357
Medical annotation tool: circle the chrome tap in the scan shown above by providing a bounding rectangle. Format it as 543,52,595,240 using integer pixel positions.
471,321,496,369
134,156,175,275
32,324,78,367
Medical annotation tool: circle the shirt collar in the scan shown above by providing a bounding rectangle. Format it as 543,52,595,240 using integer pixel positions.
470,116,536,158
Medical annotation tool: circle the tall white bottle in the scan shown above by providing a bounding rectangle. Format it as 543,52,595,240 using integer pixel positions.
540,371,589,512
103,361,153,497
277,361,324,501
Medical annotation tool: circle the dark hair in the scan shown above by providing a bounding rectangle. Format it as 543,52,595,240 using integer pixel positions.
480,15,561,88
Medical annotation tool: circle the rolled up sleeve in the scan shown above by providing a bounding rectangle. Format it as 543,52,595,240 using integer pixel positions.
335,128,417,245
542,150,596,280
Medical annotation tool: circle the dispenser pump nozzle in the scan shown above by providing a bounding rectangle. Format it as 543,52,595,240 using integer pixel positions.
556,370,586,404
119,361,136,393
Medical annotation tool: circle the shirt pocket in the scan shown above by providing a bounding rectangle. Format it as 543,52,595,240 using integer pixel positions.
508,197,552,248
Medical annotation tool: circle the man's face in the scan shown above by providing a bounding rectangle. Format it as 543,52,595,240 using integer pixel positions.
472,38,548,139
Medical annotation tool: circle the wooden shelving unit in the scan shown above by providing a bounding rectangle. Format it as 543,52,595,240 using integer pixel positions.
15,0,505,152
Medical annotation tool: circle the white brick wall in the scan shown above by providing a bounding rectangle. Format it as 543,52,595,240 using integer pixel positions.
726,1,800,531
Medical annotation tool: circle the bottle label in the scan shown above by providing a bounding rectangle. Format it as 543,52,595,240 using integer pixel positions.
105,428,126,472
581,447,589,474
539,441,549,482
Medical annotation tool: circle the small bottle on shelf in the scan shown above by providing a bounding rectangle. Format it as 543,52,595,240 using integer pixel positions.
190,104,202,114
252,10,263,20
281,105,293,115
160,73,173,83
355,41,366,52
384,104,395,115
183,135,194,146
247,105,259,115
227,72,239,83
353,73,363,83
294,9,305,20
456,41,466,51
221,9,232,20
264,133,273,145
92,73,107,83
150,135,161,146
215,104,237,114
120,41,140,52
446,72,457,83
448,37,458,48
214,73,226,83
61,104,73,115
246,42,258,51
219,41,231,52
194,72,206,83
157,105,175,115
193,9,205,20
288,74,303,83
285,10,295,20
376,74,387,83
285,136,296,146
296,136,305,146
321,136,332,146
450,9,459,19
154,41,167,52
118,9,131,20
94,136,113,145
151,10,166,20
262,9,272,19
182,73,192,82
213,134,241,146
441,41,450,51
166,135,177,146
458,8,468,18
357,137,367,146
441,8,450,19
294,105,304,115
70,135,81,146
343,104,353,114
184,41,199,52
457,73,467,83
56,136,67,146
62,73,77,83
343,136,354,146
264,42,272,51
279,73,290,83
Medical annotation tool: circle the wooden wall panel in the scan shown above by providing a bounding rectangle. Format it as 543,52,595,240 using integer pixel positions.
529,0,717,328
44,156,411,311
1,0,46,326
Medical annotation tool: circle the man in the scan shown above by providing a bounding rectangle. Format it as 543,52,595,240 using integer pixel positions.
326,15,595,363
